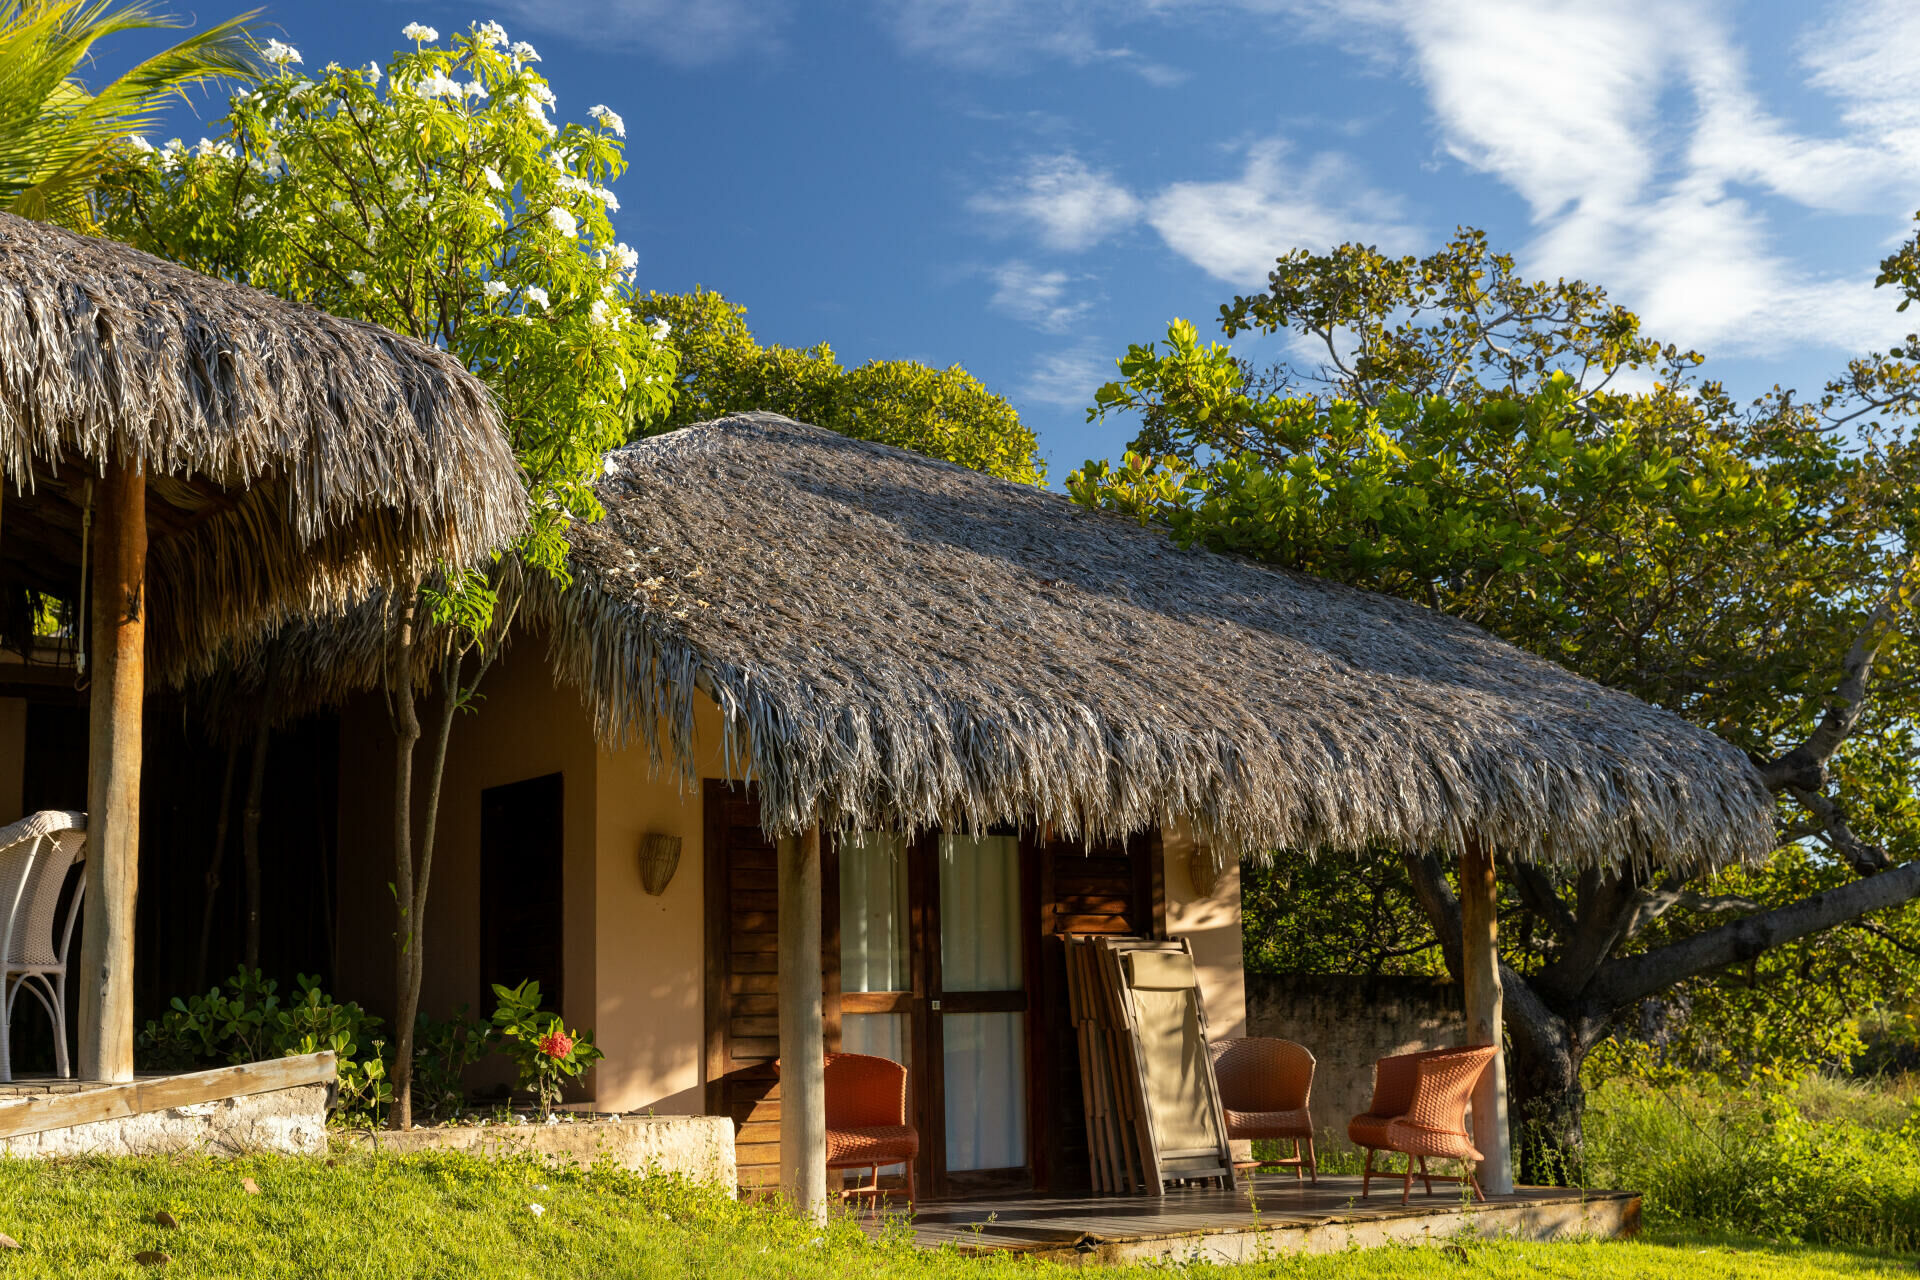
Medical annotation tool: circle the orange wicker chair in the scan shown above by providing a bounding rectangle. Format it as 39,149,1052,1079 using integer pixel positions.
1209,1037,1318,1182
1347,1045,1498,1204
823,1052,918,1207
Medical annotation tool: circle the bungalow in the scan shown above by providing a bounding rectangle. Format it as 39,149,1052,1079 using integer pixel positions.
293,412,1772,1208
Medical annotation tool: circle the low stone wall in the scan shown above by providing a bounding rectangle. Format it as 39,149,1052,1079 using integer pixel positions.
343,1115,737,1191
0,1082,330,1159
1246,973,1464,1153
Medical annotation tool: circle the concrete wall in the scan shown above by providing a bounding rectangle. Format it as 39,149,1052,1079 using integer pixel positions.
0,1083,329,1158
1246,973,1464,1151
1159,822,1246,1041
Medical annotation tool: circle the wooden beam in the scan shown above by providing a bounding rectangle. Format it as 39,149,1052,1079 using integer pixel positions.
78,463,145,1083
1459,839,1514,1194
777,824,826,1222
0,1052,336,1141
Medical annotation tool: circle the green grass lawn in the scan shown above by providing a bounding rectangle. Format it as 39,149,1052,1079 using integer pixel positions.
0,1152,1912,1279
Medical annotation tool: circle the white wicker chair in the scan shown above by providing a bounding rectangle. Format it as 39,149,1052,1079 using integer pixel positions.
0,811,87,1082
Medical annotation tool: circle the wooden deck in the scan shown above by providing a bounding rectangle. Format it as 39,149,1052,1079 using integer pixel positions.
872,1174,1641,1264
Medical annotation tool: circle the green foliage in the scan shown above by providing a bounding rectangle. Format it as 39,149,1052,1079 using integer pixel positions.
409,1005,489,1123
137,968,388,1122
1071,226,1920,1075
94,21,676,606
488,979,602,1118
638,287,1045,484
0,0,259,231
1241,854,1445,978
1584,1074,1920,1251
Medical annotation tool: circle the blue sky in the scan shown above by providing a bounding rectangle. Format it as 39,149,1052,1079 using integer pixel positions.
121,0,1920,481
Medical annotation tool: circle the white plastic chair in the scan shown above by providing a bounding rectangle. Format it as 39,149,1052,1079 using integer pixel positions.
0,810,87,1082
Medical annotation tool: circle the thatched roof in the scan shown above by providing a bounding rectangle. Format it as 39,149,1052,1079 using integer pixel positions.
0,212,523,680
533,412,1775,869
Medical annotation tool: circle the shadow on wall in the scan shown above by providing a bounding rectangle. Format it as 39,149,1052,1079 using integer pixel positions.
1246,973,1463,1154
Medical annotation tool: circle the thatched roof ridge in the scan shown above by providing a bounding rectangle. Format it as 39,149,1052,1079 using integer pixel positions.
544,413,1774,868
0,212,523,678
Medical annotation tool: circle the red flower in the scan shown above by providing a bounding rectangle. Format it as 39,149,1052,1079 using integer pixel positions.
537,1028,574,1060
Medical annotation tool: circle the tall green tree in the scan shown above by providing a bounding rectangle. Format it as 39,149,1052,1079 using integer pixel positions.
0,0,259,230
639,287,1045,484
97,21,676,1126
1070,229,1920,1179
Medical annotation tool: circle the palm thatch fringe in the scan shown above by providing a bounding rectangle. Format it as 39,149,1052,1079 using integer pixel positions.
0,212,523,678
543,414,1773,869
206,413,1777,870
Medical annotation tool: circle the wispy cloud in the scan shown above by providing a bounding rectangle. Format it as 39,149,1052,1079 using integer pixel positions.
877,0,1186,84
987,261,1095,333
968,153,1144,252
492,0,787,65
1019,339,1114,412
1147,140,1416,286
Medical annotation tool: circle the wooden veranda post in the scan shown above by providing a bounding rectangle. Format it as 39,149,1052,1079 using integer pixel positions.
79,463,146,1082
1458,839,1513,1194
778,824,827,1222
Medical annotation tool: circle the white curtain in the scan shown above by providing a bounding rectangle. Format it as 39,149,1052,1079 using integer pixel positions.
938,834,1026,1170
841,831,909,994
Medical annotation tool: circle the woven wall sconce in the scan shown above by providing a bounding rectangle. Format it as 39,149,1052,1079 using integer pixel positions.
1187,833,1229,897
638,832,683,896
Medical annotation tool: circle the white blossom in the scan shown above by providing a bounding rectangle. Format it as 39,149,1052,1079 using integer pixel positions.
610,242,640,277
483,280,509,299
588,104,625,138
388,171,411,191
126,135,153,154
193,137,235,161
516,95,555,135
346,270,368,287
328,199,348,213
526,82,555,108
416,70,464,99
528,1204,545,1218
615,366,627,391
650,318,671,341
589,299,612,326
475,20,508,47
238,196,263,221
262,39,302,65
463,80,487,102
402,22,437,42
483,166,504,191
545,206,578,238
365,62,381,84
510,40,540,63
524,286,550,309
594,185,619,212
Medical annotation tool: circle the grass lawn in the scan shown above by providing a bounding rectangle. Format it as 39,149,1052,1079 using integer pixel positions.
0,1152,1913,1279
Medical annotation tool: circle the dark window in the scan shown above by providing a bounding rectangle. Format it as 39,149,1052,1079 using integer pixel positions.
479,772,564,1015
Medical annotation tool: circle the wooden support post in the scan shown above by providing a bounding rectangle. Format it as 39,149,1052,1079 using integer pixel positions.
1459,838,1514,1195
778,825,826,1222
78,463,145,1083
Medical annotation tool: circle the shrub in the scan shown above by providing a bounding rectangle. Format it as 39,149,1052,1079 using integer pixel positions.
488,979,602,1118
1583,1073,1920,1252
412,1005,490,1123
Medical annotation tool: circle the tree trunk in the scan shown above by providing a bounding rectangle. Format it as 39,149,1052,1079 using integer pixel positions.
388,591,422,1130
1504,1002,1588,1186
194,744,238,993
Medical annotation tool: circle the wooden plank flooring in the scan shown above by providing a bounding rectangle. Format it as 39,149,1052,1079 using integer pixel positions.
867,1174,1640,1260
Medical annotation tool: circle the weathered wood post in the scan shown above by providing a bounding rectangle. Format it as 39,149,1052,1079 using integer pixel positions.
777,824,827,1222
79,463,146,1083
1459,838,1514,1194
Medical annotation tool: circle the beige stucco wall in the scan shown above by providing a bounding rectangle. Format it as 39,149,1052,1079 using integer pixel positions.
1160,821,1247,1042
591,697,739,1115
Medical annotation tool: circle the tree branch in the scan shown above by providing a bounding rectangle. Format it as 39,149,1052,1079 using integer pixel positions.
1590,859,1920,1010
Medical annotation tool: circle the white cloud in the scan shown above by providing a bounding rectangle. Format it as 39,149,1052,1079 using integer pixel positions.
878,0,1185,81
1019,340,1113,411
493,0,785,64
987,261,1094,333
969,153,1143,252
1146,140,1416,286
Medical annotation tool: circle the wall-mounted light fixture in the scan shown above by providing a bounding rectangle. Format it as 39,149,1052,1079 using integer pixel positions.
638,832,683,896
1186,831,1229,897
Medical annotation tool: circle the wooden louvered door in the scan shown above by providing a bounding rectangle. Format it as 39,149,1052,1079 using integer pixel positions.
703,781,840,1192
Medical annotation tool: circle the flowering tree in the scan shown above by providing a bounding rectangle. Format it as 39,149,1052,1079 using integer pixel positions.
97,22,674,1126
